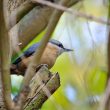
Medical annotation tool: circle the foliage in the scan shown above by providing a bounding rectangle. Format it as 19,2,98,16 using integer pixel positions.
11,0,108,110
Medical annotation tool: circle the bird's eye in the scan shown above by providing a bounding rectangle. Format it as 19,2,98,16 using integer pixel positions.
58,44,63,48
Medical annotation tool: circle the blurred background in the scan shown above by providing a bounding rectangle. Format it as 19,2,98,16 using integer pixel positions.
11,0,109,110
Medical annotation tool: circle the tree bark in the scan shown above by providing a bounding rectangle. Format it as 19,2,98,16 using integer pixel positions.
24,66,60,110
0,75,6,110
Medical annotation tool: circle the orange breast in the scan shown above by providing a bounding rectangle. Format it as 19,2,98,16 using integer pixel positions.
40,43,59,68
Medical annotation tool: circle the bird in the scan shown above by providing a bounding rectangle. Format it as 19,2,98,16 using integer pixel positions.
11,39,73,76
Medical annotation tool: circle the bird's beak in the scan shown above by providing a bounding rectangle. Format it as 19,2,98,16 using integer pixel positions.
63,48,73,52
59,47,73,55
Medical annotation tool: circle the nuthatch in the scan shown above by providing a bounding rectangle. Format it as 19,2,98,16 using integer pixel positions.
11,39,73,76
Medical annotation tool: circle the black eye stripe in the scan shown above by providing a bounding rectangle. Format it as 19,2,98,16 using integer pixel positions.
58,44,63,47
49,39,64,48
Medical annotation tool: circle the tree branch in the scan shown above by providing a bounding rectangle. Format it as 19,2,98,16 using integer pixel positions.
0,75,7,110
10,6,54,53
0,0,13,109
24,66,60,110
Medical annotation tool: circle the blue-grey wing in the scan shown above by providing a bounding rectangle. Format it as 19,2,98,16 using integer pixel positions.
24,43,40,57
13,43,40,64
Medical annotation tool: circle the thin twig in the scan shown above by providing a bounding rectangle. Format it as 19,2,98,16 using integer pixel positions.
32,0,110,25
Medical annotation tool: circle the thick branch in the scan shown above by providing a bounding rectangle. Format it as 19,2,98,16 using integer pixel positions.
0,0,13,109
10,6,53,51
24,66,60,110
0,75,6,110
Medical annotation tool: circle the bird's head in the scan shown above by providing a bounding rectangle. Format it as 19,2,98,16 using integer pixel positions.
49,39,73,56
